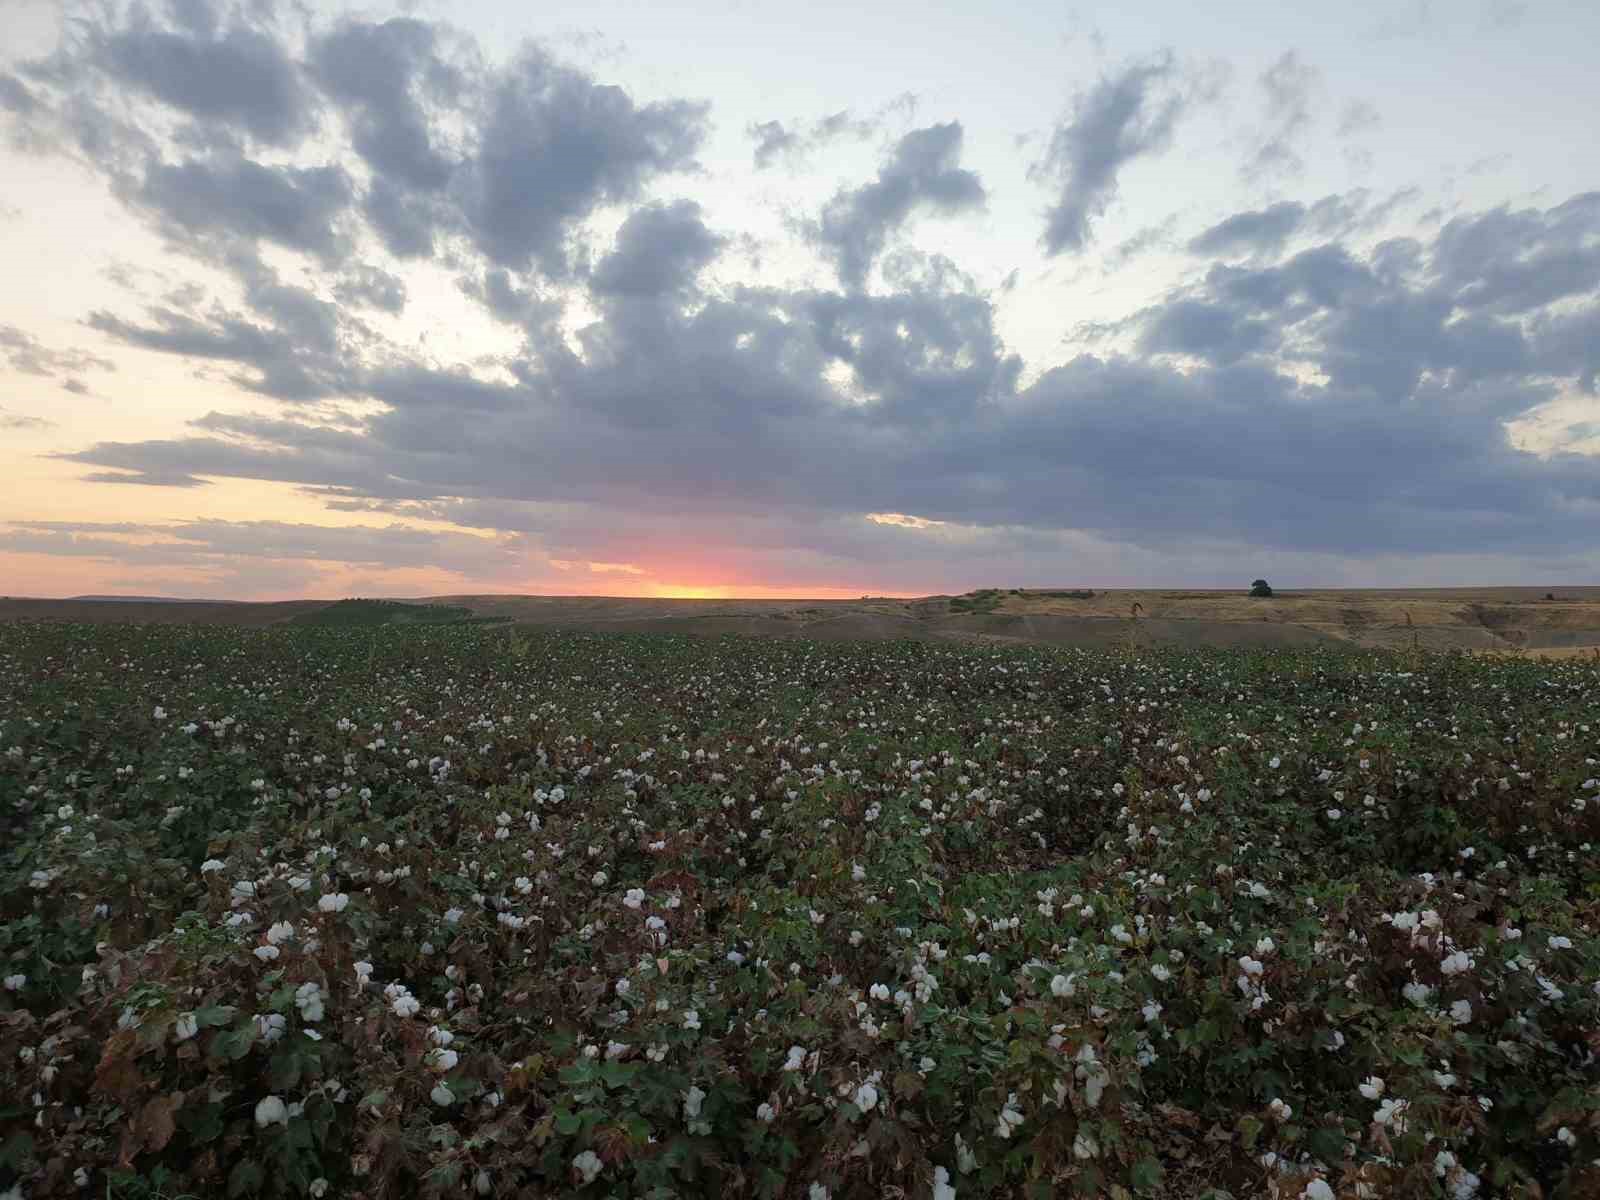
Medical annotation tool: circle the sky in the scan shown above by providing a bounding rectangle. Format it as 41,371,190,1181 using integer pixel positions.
0,0,1597,600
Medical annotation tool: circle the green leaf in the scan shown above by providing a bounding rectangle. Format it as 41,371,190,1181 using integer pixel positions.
1131,1157,1165,1193
554,1108,582,1135
1308,1126,1346,1161
0,1131,34,1170
228,1159,264,1198
195,1003,236,1028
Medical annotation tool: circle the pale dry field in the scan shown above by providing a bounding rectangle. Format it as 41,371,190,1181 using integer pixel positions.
421,586,1600,654
6,587,1600,654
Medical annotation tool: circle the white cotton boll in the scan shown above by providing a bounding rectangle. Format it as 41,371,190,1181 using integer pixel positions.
1268,1098,1292,1120
266,921,295,946
254,945,280,963
1440,951,1472,976
255,1095,288,1127
995,1097,1024,1138
683,1085,706,1121
1359,1076,1385,1100
391,993,421,1018
623,888,646,909
1050,973,1075,997
932,1165,957,1200
317,893,349,913
431,1082,455,1106
173,1012,199,1042
784,1045,808,1071
682,1009,701,1030
853,1082,879,1113
1450,999,1473,1025
572,1151,603,1184
427,1047,459,1072
757,1102,776,1122
2,975,25,992
1303,1182,1335,1200
200,859,226,874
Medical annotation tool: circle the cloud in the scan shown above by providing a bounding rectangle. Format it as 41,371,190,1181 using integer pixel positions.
748,94,916,169
809,122,985,289
0,324,115,378
0,517,531,581
461,47,708,276
307,18,462,192
1031,55,1194,256
1337,99,1381,138
97,23,314,147
1244,51,1318,180
132,157,354,263
0,407,53,430
54,189,1600,572
1186,190,1414,259
333,264,407,314
591,200,725,297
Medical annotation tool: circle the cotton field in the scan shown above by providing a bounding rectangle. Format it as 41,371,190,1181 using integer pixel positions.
0,622,1597,1198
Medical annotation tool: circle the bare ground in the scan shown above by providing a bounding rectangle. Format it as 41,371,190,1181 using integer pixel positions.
6,588,1600,655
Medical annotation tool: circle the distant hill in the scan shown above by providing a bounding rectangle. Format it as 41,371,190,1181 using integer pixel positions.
67,594,247,604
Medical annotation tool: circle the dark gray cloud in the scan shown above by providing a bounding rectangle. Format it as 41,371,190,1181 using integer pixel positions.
1031,55,1191,256
1186,191,1407,259
591,200,724,297
1244,51,1317,179
462,48,708,276
1431,192,1600,314
809,122,985,289
308,19,461,192
57,190,1600,568
1188,202,1307,258
86,293,346,402
132,156,354,263
98,24,313,146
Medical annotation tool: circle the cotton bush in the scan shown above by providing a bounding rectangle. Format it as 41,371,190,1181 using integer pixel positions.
0,621,1596,1198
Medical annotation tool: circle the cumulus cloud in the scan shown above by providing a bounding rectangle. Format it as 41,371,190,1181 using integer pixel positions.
54,188,1600,565
461,48,708,276
809,122,985,289
591,200,724,297
97,23,314,147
